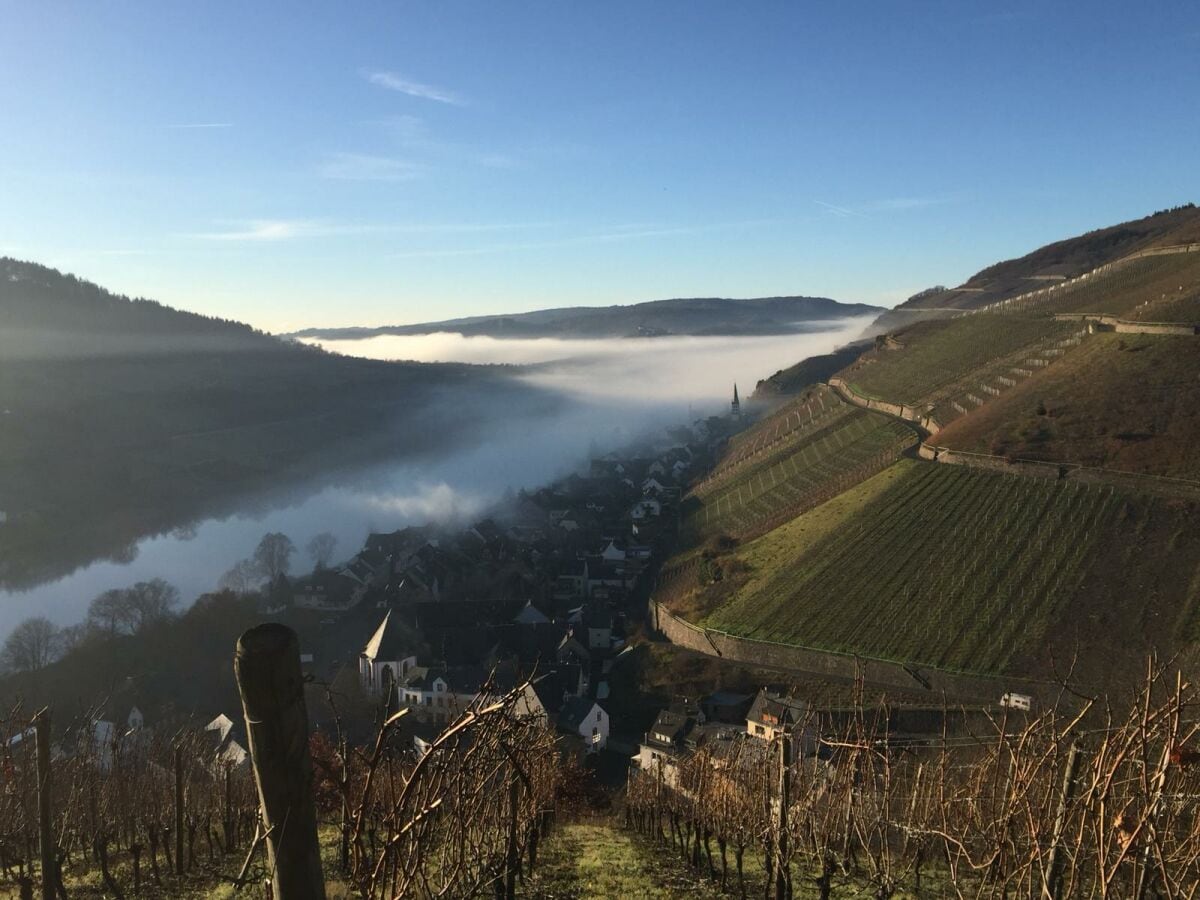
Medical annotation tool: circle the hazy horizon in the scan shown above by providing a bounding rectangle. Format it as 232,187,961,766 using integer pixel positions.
3,3,1197,332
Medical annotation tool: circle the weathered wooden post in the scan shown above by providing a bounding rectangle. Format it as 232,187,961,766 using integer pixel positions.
1046,741,1083,900
34,710,53,900
774,733,791,900
224,762,235,854
235,623,326,900
505,774,520,900
174,743,185,875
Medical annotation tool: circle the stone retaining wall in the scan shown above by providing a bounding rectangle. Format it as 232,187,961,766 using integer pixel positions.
827,377,939,436
919,445,1200,501
1053,313,1198,336
970,243,1200,316
652,600,1060,707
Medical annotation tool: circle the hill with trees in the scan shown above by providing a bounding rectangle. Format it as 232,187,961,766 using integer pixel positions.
291,294,882,341
0,258,551,589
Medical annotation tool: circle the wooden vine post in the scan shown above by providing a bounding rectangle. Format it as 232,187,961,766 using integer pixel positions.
235,623,327,900
774,733,792,900
174,743,185,875
1046,741,1083,900
504,773,520,900
34,710,54,900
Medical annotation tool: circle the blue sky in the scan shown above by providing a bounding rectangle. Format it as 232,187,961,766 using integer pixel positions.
2,2,1197,332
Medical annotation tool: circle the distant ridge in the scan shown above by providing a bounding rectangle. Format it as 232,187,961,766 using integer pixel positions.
899,203,1200,313
290,295,883,341
0,257,545,589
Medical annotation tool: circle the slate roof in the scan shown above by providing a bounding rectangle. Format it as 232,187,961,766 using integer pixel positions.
559,697,603,732
701,691,754,723
648,708,696,747
747,688,811,729
513,600,550,625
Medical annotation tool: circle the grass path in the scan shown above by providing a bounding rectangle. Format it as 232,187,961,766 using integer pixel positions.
519,823,730,899
520,821,929,898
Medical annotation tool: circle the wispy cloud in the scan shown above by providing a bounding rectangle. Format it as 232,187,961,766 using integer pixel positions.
187,220,320,242
317,153,424,182
372,114,518,170
184,219,563,243
814,200,870,219
867,194,961,212
362,69,465,106
816,194,963,218
166,122,234,129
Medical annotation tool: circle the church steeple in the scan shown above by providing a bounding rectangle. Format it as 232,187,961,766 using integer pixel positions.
731,383,741,418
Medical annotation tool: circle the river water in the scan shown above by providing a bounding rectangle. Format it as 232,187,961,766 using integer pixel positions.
0,318,874,635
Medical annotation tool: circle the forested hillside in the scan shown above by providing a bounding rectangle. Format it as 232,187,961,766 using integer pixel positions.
293,294,882,341
0,258,550,588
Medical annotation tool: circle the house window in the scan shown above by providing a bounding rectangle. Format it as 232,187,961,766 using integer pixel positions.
596,711,602,722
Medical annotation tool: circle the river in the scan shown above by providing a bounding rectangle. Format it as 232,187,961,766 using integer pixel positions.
0,317,874,635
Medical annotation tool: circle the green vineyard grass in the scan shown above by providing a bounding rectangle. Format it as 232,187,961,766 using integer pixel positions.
682,399,915,547
705,461,1123,674
847,314,1068,408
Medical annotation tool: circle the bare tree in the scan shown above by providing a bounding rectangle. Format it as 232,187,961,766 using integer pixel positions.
123,579,179,630
252,532,295,582
57,621,98,653
83,580,178,636
87,588,130,635
219,558,262,594
307,532,338,571
1,617,60,672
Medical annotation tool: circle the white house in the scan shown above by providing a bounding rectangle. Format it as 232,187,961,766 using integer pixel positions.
394,666,487,723
294,571,358,613
600,541,626,564
630,498,662,520
745,689,819,755
559,698,609,753
642,477,667,495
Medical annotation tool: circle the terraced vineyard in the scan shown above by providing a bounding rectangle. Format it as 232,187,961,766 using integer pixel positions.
1005,251,1200,318
681,396,914,546
844,314,1071,410
704,460,1132,674
710,384,849,477
934,332,1200,480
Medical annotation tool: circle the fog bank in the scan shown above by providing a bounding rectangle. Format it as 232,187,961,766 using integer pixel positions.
1,318,872,636
303,316,875,402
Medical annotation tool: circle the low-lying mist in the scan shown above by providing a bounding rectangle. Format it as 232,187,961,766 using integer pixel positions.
303,317,875,403
0,317,874,636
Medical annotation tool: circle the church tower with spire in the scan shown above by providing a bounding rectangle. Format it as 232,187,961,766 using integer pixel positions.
731,383,741,419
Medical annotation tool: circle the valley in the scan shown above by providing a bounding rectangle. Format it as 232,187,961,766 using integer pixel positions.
3,205,1200,899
